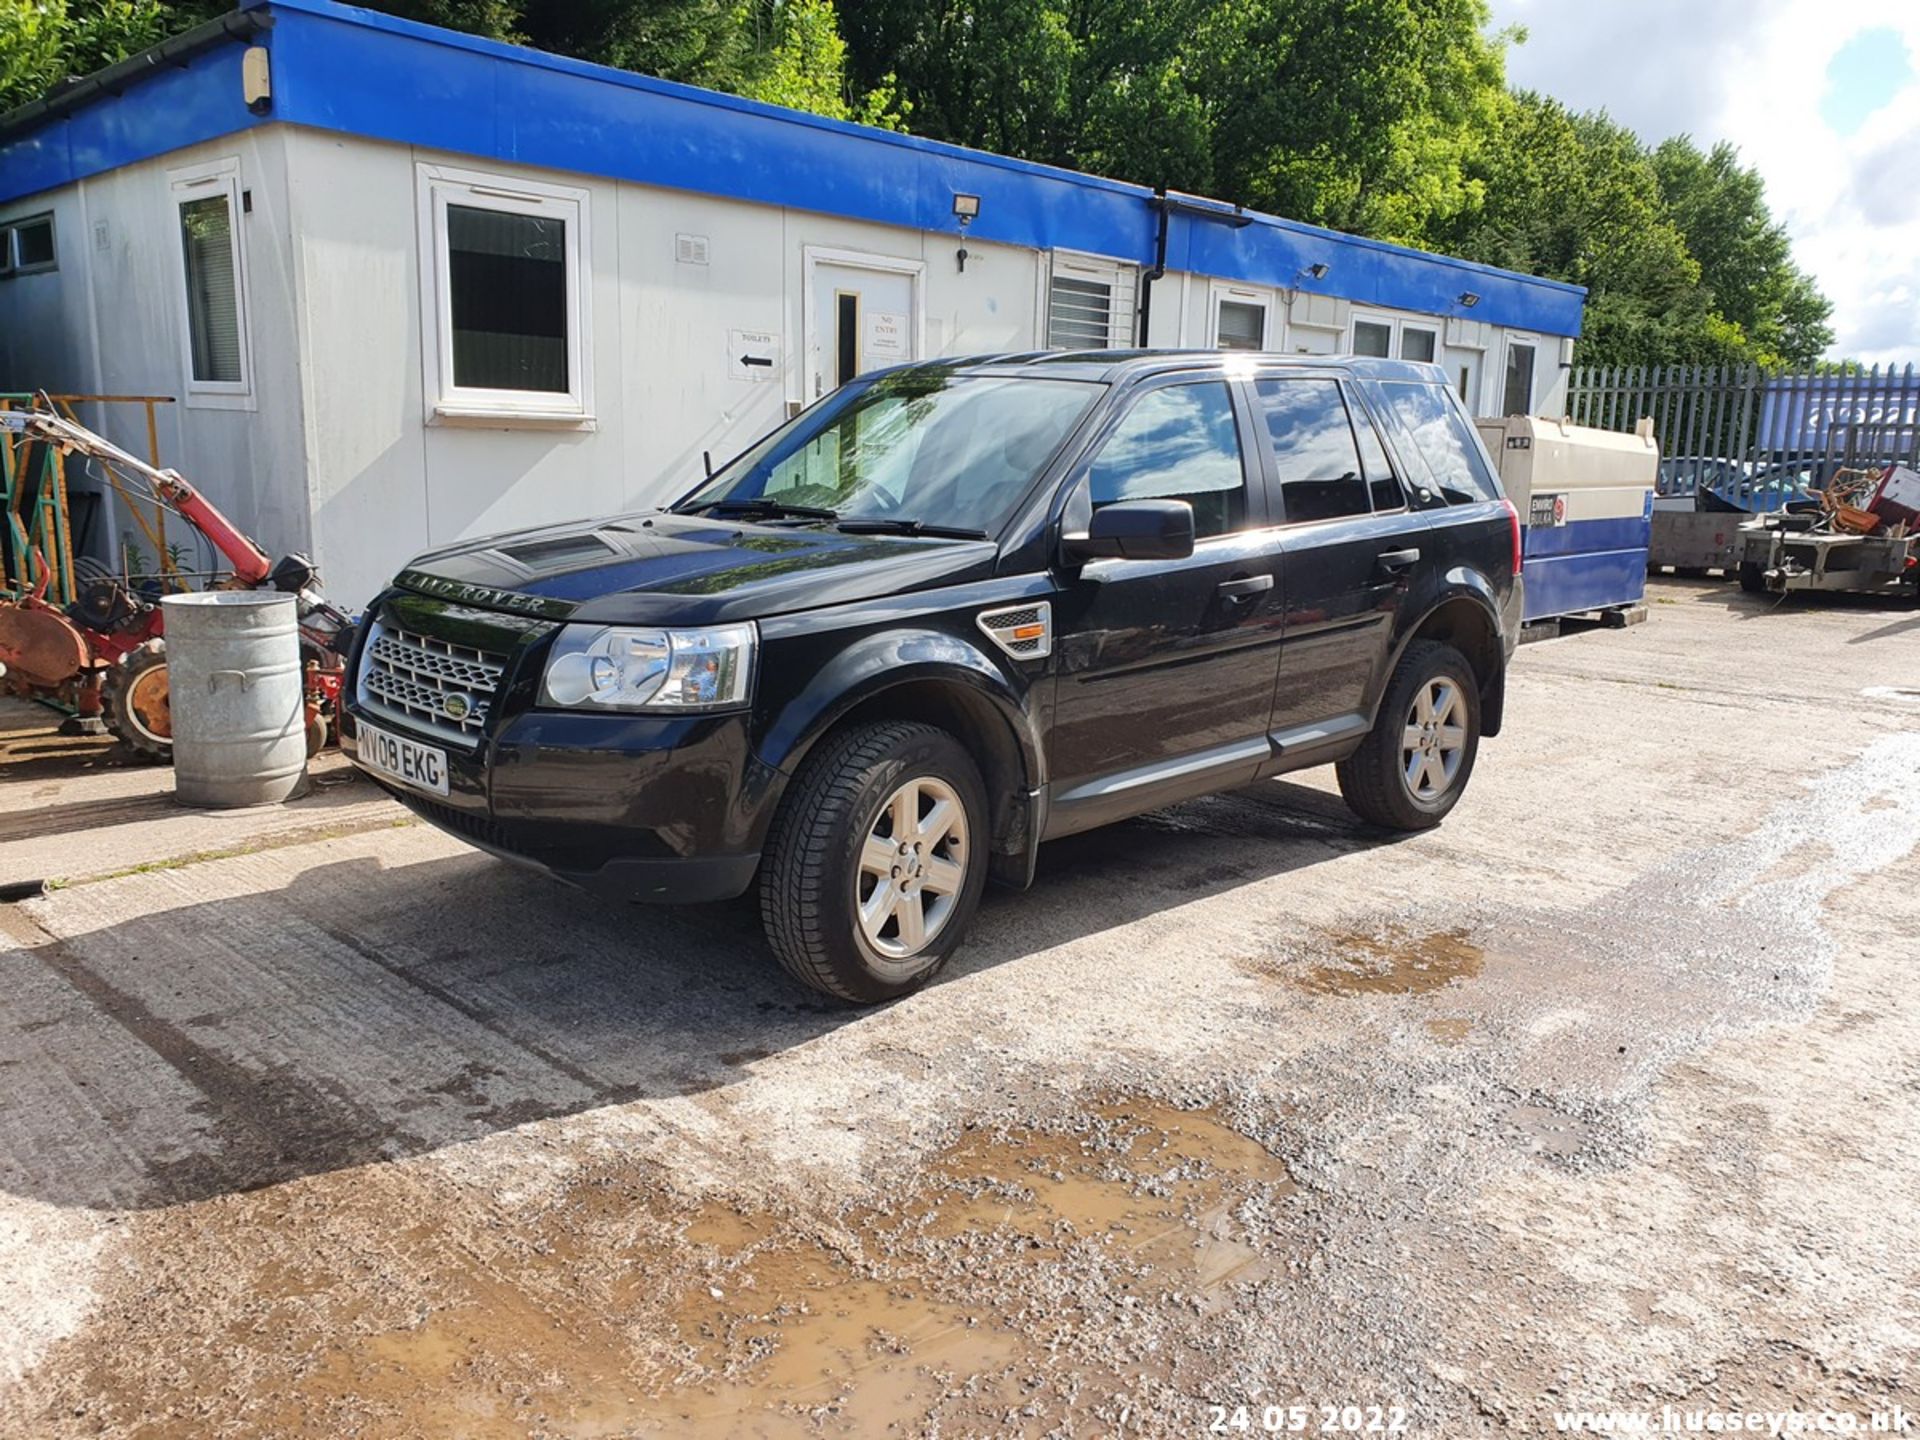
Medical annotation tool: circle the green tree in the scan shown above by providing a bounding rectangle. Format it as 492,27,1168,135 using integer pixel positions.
1433,91,1757,367
2,0,170,112
1651,137,1833,366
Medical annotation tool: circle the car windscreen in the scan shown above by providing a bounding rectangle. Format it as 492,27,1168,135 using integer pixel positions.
677,371,1105,533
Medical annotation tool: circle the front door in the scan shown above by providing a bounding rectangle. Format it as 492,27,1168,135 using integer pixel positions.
1046,377,1286,836
807,251,922,403
1255,375,1429,749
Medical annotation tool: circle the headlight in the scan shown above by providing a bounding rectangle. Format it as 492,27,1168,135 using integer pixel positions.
539,622,756,712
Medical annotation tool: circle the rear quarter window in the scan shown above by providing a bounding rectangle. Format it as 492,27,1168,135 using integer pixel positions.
1379,381,1504,505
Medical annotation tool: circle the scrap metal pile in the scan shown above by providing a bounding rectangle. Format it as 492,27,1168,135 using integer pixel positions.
1816,464,1920,538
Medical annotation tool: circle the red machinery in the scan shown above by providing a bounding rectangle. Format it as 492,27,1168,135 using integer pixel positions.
0,407,354,758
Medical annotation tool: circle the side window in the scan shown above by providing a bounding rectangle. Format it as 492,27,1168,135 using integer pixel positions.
1352,319,1393,358
1503,341,1537,417
1379,382,1503,504
1088,382,1246,539
1348,394,1404,510
418,163,591,421
1254,378,1367,524
169,160,250,400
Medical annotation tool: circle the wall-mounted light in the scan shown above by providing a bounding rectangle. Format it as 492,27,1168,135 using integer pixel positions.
1306,262,1329,280
1458,291,1481,308
953,193,981,273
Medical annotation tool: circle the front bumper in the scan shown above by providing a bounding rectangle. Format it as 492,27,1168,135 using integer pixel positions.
344,586,783,903
345,706,783,903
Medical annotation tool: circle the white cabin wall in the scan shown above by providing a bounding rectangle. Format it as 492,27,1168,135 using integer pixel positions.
288,132,1052,604
0,130,308,572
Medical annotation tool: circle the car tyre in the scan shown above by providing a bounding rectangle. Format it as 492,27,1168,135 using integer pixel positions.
1336,640,1480,832
1738,562,1766,595
760,720,989,1004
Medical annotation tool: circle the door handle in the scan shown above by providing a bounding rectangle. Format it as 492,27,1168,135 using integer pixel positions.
1216,574,1274,600
1374,547,1421,578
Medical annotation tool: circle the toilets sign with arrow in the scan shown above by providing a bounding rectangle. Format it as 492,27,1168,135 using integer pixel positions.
729,329,780,382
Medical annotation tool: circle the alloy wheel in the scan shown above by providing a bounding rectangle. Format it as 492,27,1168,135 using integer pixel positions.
855,776,969,961
1401,678,1466,802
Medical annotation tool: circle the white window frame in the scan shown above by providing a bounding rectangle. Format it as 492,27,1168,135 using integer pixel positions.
1348,308,1444,365
1208,281,1275,352
169,159,253,410
1348,311,1397,359
416,162,594,427
2,212,57,277
1397,320,1440,365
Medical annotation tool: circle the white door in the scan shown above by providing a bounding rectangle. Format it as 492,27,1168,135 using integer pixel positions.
1448,349,1484,415
806,250,923,402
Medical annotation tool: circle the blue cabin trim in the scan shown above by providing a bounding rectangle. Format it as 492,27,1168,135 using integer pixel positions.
0,0,1586,339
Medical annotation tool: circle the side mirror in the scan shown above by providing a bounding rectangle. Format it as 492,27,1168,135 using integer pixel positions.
1063,499,1196,564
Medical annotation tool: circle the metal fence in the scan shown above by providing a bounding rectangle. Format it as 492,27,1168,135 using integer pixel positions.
1568,363,1920,493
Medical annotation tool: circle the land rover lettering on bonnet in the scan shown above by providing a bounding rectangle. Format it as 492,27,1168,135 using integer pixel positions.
347,353,1521,1004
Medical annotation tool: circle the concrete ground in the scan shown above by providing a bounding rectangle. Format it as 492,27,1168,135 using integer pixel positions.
1,577,1917,1439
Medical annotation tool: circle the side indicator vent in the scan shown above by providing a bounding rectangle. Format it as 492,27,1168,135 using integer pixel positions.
977,602,1053,661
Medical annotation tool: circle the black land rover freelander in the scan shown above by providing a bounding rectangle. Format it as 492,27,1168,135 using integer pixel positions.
346,353,1522,1003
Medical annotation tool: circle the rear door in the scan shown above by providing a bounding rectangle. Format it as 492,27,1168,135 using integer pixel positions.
1045,376,1287,834
1367,378,1517,627
1254,375,1432,751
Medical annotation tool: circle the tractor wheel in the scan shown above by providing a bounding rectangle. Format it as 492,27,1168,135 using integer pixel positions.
104,641,173,762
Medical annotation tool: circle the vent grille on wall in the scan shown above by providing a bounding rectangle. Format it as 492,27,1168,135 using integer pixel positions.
675,233,710,265
1047,253,1137,350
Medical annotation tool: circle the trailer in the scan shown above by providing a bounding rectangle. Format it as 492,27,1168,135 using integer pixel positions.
1735,464,1920,598
1736,514,1918,597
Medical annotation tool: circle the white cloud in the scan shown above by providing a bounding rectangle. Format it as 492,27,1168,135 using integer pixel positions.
1489,0,1920,365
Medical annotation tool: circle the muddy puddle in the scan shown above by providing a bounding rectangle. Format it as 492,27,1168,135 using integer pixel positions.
36,1098,1299,1438
1294,925,1485,997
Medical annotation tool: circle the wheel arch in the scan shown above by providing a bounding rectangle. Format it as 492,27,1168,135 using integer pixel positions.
759,637,1046,885
1391,589,1507,737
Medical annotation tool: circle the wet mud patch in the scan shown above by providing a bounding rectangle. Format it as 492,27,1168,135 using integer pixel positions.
1290,925,1485,997
1252,733,1920,1101
18,1096,1308,1438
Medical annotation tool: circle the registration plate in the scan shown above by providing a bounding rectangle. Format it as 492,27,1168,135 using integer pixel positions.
357,721,449,797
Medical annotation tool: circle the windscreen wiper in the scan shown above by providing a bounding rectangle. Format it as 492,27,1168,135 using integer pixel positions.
678,497,840,521
834,517,991,540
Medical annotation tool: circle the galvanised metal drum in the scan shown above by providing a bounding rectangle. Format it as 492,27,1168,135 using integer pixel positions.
160,591,305,808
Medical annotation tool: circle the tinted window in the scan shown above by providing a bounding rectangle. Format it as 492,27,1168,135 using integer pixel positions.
1255,378,1367,523
1503,342,1536,417
12,215,54,270
1352,320,1392,358
1380,382,1503,504
1350,399,1404,510
179,195,242,384
1399,326,1437,363
1089,382,1245,538
448,204,568,393
1217,300,1265,351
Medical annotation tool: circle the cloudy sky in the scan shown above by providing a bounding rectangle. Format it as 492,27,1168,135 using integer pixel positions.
1487,0,1919,365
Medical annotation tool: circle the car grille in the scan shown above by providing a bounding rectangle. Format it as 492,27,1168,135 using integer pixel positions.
358,618,509,746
